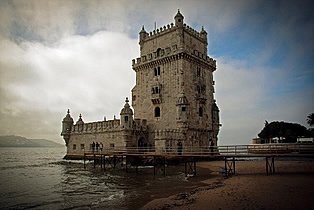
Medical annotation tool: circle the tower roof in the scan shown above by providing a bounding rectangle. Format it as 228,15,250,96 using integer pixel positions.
176,93,189,105
175,9,184,19
212,102,219,111
76,114,84,125
120,97,133,115
62,109,74,123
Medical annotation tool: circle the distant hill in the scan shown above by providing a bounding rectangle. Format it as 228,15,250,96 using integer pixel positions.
0,135,64,147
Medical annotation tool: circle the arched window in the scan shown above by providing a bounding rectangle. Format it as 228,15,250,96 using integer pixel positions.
124,116,128,122
199,107,203,117
157,48,161,57
155,107,160,117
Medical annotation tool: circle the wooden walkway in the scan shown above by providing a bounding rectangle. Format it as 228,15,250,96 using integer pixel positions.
81,144,314,177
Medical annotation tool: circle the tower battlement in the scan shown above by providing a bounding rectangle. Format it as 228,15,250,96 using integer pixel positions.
132,50,216,69
142,22,206,42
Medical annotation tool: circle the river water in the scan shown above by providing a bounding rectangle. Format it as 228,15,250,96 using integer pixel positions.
0,147,205,209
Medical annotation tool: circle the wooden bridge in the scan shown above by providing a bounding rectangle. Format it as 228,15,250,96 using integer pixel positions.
81,144,314,177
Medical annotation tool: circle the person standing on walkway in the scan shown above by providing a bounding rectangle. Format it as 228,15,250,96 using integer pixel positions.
92,142,95,152
96,142,99,152
100,142,103,152
210,140,214,155
177,142,183,155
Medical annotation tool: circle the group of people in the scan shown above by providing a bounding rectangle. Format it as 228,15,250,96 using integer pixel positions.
92,142,103,152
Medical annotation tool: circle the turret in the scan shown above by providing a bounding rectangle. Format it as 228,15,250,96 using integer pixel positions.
174,9,184,27
139,25,147,46
200,26,207,40
176,93,189,126
120,97,134,129
61,109,74,146
212,101,220,125
76,114,84,132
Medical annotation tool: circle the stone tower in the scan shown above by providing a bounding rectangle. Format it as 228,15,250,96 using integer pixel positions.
61,109,74,146
132,10,220,150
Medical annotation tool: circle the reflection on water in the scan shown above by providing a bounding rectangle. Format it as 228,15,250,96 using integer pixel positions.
0,147,204,209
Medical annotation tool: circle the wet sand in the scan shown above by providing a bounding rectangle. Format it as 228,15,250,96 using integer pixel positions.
141,160,314,209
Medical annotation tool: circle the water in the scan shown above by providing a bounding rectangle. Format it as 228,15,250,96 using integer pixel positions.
0,147,205,209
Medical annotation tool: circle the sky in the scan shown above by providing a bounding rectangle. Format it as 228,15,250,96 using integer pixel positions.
0,0,313,145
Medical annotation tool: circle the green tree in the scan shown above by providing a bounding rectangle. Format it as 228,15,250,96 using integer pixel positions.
306,113,314,127
258,121,310,143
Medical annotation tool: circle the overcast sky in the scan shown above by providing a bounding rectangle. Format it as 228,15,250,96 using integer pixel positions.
0,0,313,145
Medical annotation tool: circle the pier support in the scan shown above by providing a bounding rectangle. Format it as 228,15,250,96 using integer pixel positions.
224,157,236,177
184,157,196,177
266,157,275,175
154,156,166,176
84,153,86,169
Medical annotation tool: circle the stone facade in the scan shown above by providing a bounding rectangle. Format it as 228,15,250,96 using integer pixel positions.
61,10,220,158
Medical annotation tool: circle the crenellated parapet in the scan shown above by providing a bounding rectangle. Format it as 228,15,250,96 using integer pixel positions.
69,118,149,134
132,51,216,70
141,22,206,43
71,119,121,134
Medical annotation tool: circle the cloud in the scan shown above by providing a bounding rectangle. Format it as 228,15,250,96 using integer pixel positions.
214,56,313,145
0,31,138,142
0,0,312,146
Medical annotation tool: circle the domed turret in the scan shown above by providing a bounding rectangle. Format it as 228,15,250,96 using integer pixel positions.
61,109,74,146
76,114,84,132
61,109,74,133
176,93,189,123
139,25,147,46
174,9,184,27
200,26,207,40
76,114,84,125
120,97,134,129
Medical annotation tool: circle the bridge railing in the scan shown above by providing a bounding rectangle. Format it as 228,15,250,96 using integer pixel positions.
85,143,314,156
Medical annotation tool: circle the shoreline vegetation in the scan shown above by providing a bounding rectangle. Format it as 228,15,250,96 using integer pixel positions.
0,135,64,147
141,160,314,210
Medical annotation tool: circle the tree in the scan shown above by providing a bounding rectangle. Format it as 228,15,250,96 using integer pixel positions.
258,121,310,143
307,113,314,137
306,113,314,127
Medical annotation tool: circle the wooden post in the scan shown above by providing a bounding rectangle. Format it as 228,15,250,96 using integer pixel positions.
194,158,196,176
233,157,235,174
84,153,86,169
104,155,106,171
125,156,128,173
114,156,116,169
163,156,166,176
153,156,156,176
224,157,227,177
100,155,103,169
93,154,96,169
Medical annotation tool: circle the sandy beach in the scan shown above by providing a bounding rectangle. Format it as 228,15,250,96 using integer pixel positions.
141,160,314,209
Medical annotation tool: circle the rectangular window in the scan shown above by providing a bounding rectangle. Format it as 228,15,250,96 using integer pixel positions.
73,144,76,150
154,67,161,76
80,144,85,150
110,143,115,148
125,116,128,122
182,107,186,112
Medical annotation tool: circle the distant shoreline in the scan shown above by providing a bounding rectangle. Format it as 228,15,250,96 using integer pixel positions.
0,145,65,148
0,135,64,148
